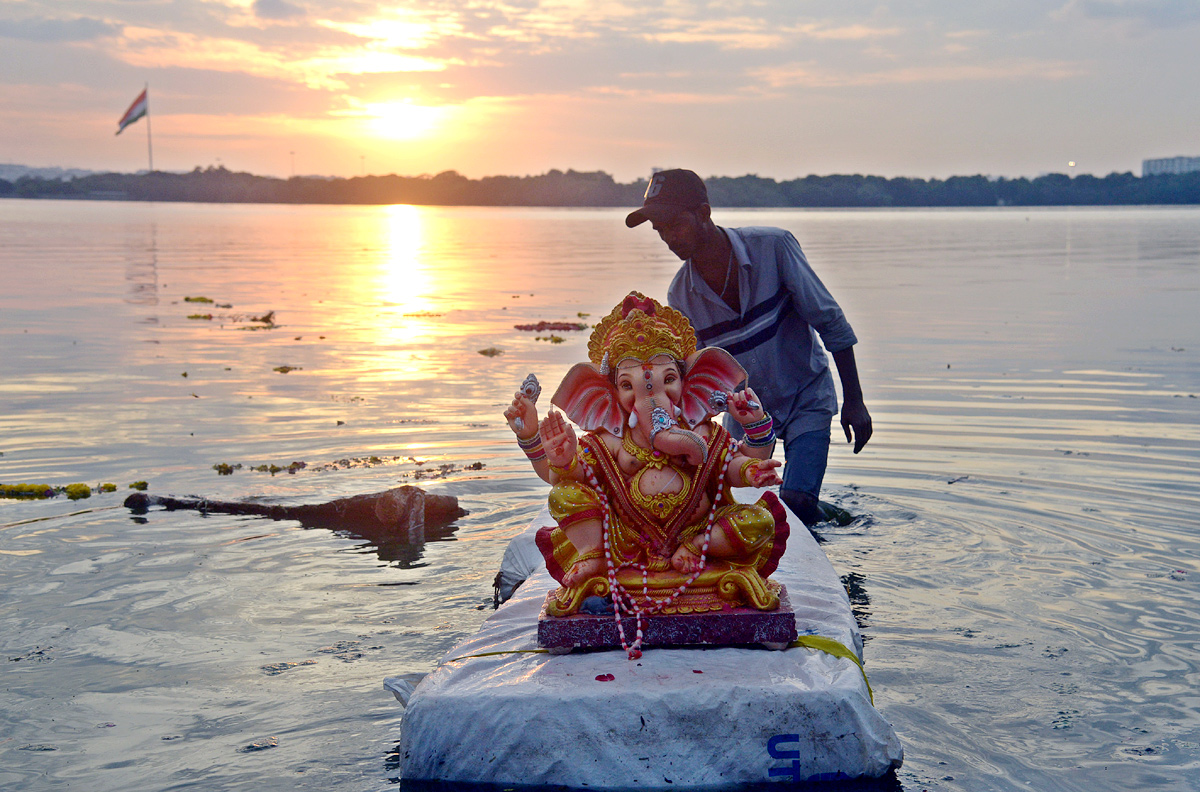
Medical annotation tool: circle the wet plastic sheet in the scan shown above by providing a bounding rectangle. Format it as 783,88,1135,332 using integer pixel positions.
393,491,902,789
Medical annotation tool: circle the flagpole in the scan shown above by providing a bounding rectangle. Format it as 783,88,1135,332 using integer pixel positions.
144,83,154,173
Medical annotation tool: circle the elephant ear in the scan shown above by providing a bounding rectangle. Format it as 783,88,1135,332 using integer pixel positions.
551,363,625,436
679,347,747,427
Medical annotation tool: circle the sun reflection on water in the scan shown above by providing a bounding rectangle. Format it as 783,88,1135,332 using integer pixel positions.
377,203,430,314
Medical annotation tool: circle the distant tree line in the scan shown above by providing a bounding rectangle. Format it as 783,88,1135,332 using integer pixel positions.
2,165,1199,207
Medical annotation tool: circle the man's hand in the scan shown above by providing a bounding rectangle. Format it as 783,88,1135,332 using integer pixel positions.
840,397,872,454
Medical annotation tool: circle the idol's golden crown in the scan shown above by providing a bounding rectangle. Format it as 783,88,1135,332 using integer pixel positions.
588,292,696,367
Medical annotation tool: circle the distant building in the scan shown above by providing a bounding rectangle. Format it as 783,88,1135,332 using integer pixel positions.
1142,156,1200,177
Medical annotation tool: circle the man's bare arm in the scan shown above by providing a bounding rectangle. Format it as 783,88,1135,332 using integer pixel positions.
831,346,872,453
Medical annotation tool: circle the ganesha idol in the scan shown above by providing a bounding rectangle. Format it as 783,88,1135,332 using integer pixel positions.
505,292,790,643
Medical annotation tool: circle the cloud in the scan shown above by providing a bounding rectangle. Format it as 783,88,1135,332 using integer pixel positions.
751,59,1088,89
253,0,306,22
1059,0,1200,27
0,15,117,42
639,17,901,50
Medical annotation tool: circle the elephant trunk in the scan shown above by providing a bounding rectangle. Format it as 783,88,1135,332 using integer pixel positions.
637,396,707,466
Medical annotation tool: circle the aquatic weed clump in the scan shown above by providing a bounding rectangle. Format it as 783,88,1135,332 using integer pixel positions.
0,483,56,500
64,483,92,500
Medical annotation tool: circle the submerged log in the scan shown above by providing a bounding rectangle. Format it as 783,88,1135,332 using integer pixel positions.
124,485,466,536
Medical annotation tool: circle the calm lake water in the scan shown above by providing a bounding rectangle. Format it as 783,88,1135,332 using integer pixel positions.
1,199,1198,791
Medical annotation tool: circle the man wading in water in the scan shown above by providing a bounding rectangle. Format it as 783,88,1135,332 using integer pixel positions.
626,168,872,528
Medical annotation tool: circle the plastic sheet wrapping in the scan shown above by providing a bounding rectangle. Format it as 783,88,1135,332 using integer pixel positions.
492,525,546,603
393,491,902,789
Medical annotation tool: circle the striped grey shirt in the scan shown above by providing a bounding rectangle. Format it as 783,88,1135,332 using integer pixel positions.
667,226,857,438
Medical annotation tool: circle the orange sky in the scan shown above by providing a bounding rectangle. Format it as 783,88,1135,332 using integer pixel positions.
1,1,1198,180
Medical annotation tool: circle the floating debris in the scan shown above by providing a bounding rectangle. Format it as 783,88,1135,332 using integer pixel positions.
317,639,366,662
273,365,301,374
535,335,565,344
98,483,117,493
478,347,503,357
7,646,53,663
404,311,443,318
19,744,59,752
212,463,242,476
233,310,278,330
310,455,404,472
238,737,279,753
125,485,466,536
129,481,149,491
261,660,317,676
248,461,307,476
187,314,214,320
513,321,587,332
183,296,214,303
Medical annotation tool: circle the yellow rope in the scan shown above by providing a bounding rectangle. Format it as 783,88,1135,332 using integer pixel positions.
789,635,873,704
442,648,550,663
443,635,874,704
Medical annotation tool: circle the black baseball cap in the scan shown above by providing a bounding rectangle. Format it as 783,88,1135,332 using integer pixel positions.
625,169,708,228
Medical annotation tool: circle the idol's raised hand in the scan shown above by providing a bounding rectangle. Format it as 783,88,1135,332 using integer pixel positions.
503,391,538,440
727,386,766,425
540,410,578,473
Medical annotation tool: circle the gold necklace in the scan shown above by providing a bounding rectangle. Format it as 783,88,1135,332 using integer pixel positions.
622,429,666,468
622,429,692,516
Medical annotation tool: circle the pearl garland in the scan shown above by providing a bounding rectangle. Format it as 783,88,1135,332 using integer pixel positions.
580,435,740,660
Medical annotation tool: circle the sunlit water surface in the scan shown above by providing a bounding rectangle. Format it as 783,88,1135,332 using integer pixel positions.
1,200,1198,791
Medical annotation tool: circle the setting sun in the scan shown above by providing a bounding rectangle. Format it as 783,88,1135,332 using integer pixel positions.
364,100,451,141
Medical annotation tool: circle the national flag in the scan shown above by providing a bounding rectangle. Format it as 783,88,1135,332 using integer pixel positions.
116,89,148,136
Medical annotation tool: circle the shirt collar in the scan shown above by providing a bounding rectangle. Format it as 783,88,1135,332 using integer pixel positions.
684,227,744,311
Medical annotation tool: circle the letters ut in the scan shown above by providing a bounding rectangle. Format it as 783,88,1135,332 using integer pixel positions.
767,734,803,781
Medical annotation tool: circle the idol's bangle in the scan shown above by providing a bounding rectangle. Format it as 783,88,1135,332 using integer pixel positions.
743,430,775,448
739,458,761,486
742,414,774,441
520,429,549,460
516,432,542,450
743,414,772,433
549,453,579,477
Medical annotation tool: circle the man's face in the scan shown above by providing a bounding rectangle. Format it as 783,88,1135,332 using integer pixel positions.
651,210,700,261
